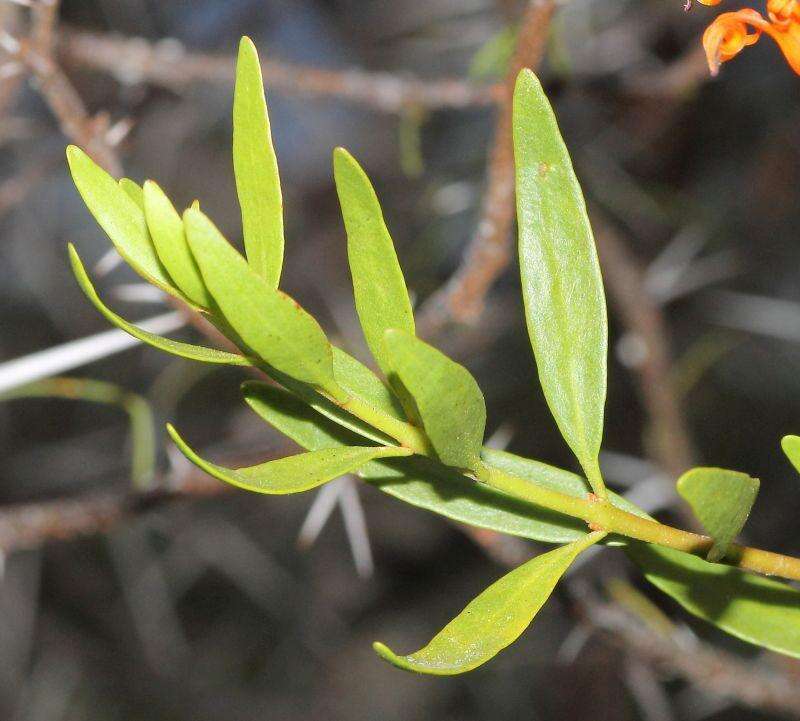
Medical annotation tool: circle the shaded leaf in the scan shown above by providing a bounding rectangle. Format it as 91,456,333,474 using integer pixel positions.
167,423,410,494
332,347,405,420
781,434,800,475
383,329,485,469
513,70,608,495
627,542,800,660
143,181,212,308
374,533,604,674
333,148,415,375
183,208,340,395
233,36,284,286
676,467,759,562
119,178,144,208
66,146,181,298
69,244,250,366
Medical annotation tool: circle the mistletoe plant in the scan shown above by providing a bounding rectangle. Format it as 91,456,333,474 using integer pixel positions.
66,37,800,675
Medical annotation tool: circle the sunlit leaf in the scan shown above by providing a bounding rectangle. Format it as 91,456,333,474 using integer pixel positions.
332,348,405,420
781,434,800,475
233,36,284,286
119,178,144,208
513,70,608,496
374,533,604,674
69,244,250,366
183,208,340,395
333,148,415,376
383,329,485,469
66,146,182,299
627,542,800,660
676,467,759,562
142,181,212,309
167,423,410,495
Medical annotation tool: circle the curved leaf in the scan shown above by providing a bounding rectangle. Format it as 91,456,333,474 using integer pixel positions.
626,542,800,660
184,208,340,395
676,467,759,562
233,36,284,286
66,146,182,298
383,329,485,469
143,181,212,308
333,148,415,375
374,533,604,674
781,435,800,475
513,70,608,495
119,178,144,208
69,244,250,366
332,347,405,420
167,423,410,495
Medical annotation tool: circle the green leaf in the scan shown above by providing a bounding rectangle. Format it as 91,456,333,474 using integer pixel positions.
143,181,212,308
781,435,800,475
167,423,410,495
383,329,485,469
69,244,251,366
374,533,604,674
183,208,340,395
66,146,182,299
626,542,800,660
242,383,592,543
233,36,284,286
333,148,415,376
513,70,608,496
332,347,405,420
676,467,760,562
119,178,144,208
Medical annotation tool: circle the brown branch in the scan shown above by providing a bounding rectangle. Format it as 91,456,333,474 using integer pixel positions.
418,0,556,334
58,28,503,113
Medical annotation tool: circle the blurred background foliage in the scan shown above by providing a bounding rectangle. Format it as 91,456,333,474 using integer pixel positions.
1,1,800,719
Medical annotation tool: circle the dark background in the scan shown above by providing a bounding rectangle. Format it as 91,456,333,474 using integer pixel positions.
1,1,800,719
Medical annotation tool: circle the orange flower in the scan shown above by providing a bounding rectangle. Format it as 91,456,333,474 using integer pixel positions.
702,4,800,74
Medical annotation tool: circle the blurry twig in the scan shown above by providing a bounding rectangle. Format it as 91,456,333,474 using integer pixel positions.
418,0,556,333
59,28,503,114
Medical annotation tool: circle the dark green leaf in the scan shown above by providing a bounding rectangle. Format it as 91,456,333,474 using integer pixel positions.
66,146,182,299
233,36,284,286
676,467,759,562
383,329,485,469
513,70,608,495
168,424,410,494
333,148,415,376
183,208,340,395
374,533,604,674
627,542,800,660
143,181,212,308
69,244,251,365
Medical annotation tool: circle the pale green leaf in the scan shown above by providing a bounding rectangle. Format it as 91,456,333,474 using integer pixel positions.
333,148,415,375
143,181,212,308
781,435,800,475
374,533,604,674
183,208,340,395
167,423,410,495
119,178,144,208
66,146,182,299
69,244,251,366
383,329,485,469
627,542,800,660
676,467,759,562
233,36,284,286
513,70,608,495
332,347,405,420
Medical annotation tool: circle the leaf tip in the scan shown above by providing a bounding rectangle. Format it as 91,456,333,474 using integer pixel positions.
372,641,405,668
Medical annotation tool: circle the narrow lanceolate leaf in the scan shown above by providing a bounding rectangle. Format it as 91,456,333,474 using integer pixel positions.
183,208,340,395
242,382,591,542
69,245,251,365
167,424,410,495
627,542,800,660
233,36,284,286
119,178,144,208
66,146,181,298
383,329,485,469
374,533,605,675
676,467,759,562
333,148,415,375
332,347,405,420
143,181,212,308
781,435,800,475
513,70,608,496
